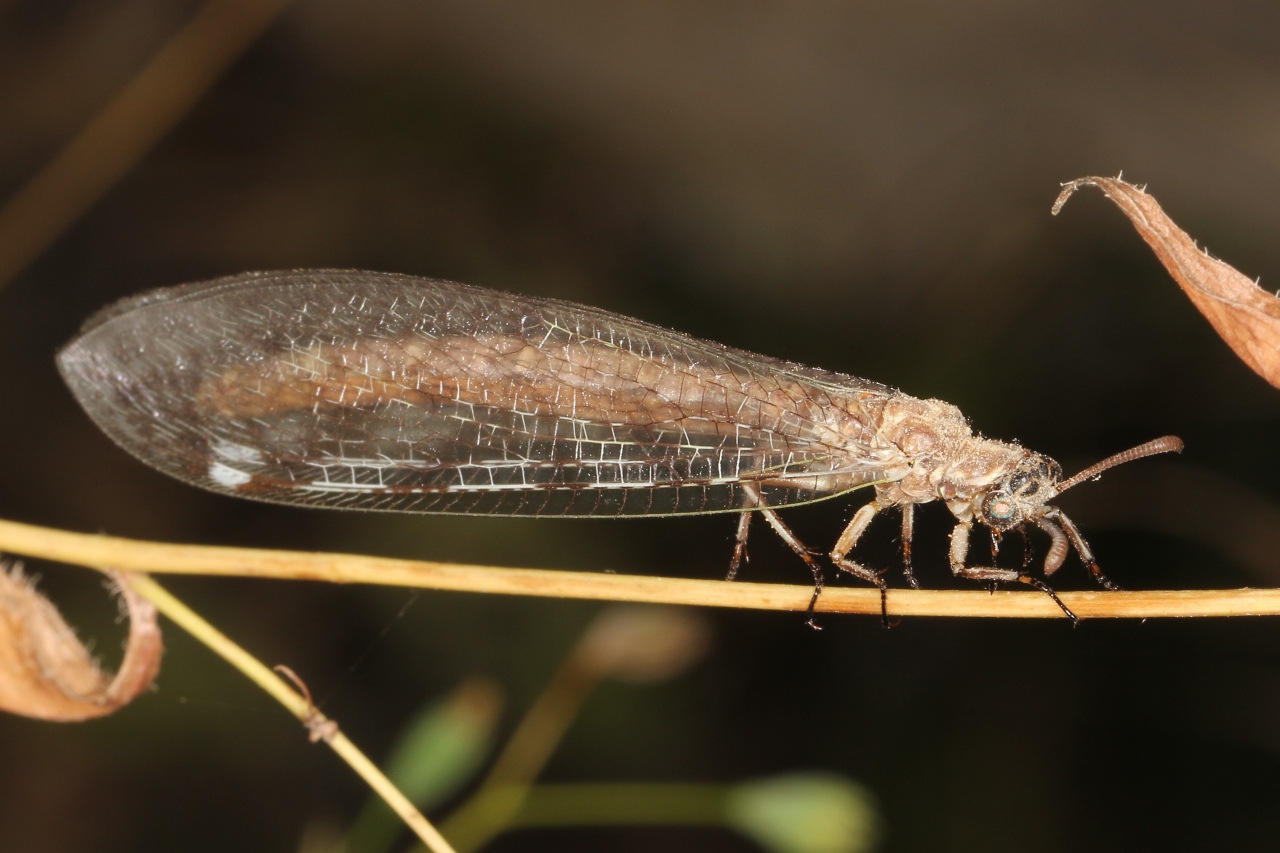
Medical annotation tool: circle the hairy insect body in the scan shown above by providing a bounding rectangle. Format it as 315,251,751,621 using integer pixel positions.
57,270,1181,623
856,394,1045,527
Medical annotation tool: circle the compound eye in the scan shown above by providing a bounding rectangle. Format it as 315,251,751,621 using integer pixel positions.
1007,472,1031,492
982,493,1019,528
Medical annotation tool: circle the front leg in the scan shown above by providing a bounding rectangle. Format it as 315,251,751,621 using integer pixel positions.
1039,508,1120,591
949,520,1079,623
948,520,1023,584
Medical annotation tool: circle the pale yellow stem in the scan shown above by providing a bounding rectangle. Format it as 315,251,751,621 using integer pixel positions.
120,573,458,853
0,517,1274,619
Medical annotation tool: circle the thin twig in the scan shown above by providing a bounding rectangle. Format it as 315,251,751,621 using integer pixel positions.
0,518,1274,619
121,573,458,853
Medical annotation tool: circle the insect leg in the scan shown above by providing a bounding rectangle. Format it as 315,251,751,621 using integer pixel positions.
1043,508,1120,591
739,483,825,629
947,520,1022,583
830,501,892,625
758,508,826,629
727,511,751,581
949,520,1079,623
900,504,918,589
830,502,887,586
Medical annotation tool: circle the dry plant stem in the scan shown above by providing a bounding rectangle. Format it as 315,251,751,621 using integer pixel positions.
121,574,458,853
0,518,1275,618
0,0,294,289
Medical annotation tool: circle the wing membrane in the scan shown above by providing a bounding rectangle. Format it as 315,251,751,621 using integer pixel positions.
58,271,907,516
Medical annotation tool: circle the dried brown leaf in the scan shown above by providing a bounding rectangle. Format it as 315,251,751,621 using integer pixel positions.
1053,176,1280,389
0,566,162,721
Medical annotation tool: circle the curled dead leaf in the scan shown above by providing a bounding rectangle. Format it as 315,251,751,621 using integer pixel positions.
1053,176,1280,390
0,565,162,721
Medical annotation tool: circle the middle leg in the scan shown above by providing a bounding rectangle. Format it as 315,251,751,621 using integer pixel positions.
829,500,895,625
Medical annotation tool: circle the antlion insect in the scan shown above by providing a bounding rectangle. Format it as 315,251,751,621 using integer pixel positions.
57,270,1181,625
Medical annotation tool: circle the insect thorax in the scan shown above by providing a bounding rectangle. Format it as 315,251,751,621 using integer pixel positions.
870,394,1062,528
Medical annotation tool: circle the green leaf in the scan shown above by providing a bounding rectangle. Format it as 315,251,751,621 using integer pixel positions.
725,772,882,853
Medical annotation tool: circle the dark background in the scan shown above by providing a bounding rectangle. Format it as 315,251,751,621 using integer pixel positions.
3,2,1280,851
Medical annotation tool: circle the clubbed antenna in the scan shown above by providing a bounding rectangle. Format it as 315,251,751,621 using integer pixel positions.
1057,436,1184,494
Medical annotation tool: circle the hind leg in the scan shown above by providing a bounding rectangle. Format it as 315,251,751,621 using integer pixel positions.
734,484,827,628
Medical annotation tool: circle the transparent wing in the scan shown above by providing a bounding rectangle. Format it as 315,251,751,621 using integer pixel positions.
58,271,909,516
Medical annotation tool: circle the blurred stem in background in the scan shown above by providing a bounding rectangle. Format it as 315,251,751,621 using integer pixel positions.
0,0,293,290
437,607,710,851
353,606,880,853
510,776,881,853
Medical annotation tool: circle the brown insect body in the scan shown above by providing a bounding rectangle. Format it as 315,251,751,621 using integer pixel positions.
57,270,1180,622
